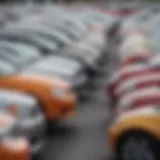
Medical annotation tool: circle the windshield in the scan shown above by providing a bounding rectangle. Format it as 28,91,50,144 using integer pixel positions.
45,56,81,69
0,44,39,68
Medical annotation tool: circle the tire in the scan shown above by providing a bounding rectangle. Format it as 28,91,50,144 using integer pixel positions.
116,131,160,160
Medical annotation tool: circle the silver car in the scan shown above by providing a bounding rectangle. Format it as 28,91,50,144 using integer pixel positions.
0,90,46,154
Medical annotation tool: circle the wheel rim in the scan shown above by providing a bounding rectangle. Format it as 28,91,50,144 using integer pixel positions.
122,138,154,160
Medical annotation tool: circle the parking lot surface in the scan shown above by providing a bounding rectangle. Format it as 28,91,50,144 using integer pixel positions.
39,65,111,160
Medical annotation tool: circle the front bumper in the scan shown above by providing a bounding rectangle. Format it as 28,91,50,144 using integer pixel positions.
19,113,46,154
1,138,30,160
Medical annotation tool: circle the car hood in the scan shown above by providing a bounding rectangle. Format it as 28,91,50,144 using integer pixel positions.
19,73,69,89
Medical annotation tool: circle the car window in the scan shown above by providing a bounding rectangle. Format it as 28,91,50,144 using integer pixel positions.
149,25,160,52
0,42,40,59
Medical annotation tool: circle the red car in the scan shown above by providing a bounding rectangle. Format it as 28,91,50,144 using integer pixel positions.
118,86,160,113
107,53,154,114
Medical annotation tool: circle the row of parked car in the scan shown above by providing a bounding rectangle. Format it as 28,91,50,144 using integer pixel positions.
0,4,114,160
1,3,160,160
106,7,160,160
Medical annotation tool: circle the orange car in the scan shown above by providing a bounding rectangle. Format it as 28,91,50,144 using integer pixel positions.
0,113,30,160
0,60,77,122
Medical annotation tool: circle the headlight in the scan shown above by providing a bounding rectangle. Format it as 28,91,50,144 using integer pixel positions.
0,114,22,141
2,137,30,152
52,89,68,97
6,104,39,119
0,123,17,139
7,105,18,117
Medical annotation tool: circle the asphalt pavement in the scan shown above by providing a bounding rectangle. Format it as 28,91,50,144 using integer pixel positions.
38,64,112,160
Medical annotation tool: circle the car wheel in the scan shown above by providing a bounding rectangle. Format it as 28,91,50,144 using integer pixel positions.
116,132,160,160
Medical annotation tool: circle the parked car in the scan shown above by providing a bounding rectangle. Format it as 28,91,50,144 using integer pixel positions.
25,54,89,97
0,30,58,55
0,90,46,154
42,21,86,41
7,25,73,48
117,86,160,114
0,41,41,68
108,106,160,160
0,59,77,123
0,112,30,160
107,54,151,114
